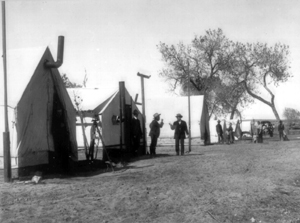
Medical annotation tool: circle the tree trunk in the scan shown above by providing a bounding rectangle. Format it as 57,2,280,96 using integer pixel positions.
270,104,280,121
241,81,280,121
230,110,235,120
229,103,239,120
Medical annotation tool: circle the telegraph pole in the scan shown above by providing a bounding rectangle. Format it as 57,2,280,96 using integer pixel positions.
137,72,150,155
2,1,11,182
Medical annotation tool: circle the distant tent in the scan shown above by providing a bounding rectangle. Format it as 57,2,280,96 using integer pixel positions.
67,85,143,150
16,47,78,173
145,95,210,145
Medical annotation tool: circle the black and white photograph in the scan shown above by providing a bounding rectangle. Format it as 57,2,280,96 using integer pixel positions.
1,0,300,222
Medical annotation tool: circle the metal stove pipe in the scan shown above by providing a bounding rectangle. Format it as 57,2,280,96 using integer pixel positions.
45,36,64,68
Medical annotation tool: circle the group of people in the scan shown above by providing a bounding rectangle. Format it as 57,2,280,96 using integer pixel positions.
131,109,290,157
251,121,264,143
149,113,189,156
215,119,288,144
252,120,287,142
131,110,190,157
216,120,235,144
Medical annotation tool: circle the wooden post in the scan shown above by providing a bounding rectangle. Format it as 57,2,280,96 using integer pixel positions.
2,1,11,182
119,82,126,150
78,112,89,160
187,64,191,152
137,72,151,155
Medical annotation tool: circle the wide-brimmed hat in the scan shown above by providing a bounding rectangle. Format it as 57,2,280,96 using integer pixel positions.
153,113,161,118
176,113,183,118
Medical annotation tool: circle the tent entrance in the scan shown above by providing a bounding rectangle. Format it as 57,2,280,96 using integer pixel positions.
124,104,132,151
50,90,70,171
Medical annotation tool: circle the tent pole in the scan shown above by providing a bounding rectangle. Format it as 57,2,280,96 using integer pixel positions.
187,61,191,152
2,1,11,182
137,72,150,155
119,82,125,150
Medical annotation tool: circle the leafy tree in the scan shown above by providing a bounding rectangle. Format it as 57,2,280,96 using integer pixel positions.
157,29,252,120
213,80,253,119
61,73,83,88
283,108,300,121
224,42,291,120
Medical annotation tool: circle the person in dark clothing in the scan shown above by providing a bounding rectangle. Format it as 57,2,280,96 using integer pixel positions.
278,120,285,141
131,109,143,156
216,120,223,144
269,124,274,137
257,121,263,143
149,113,164,156
169,114,189,155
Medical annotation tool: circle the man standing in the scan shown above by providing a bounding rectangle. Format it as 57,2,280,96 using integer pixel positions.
131,109,142,157
278,120,285,141
169,114,189,155
216,120,223,144
149,113,164,156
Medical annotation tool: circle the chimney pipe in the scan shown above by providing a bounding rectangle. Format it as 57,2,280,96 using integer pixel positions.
45,36,64,68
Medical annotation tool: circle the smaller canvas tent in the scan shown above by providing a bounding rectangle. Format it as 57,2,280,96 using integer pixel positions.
16,47,78,172
145,95,210,145
67,83,143,153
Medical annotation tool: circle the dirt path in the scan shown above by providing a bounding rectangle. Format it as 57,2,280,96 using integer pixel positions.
1,140,300,223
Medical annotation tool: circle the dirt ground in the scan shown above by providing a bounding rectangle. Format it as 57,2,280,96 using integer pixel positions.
1,137,300,223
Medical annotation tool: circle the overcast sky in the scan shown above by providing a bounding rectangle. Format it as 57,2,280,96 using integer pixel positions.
1,0,300,119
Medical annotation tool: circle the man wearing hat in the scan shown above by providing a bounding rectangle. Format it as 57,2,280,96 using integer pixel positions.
169,114,189,155
149,113,164,156
131,109,143,156
216,120,223,144
278,120,285,141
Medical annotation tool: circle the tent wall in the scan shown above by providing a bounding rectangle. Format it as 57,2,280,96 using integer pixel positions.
102,89,142,148
16,48,77,168
16,65,55,167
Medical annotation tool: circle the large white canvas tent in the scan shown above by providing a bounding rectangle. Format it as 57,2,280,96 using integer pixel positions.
145,95,210,145
16,47,78,172
67,83,143,151
0,47,48,169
